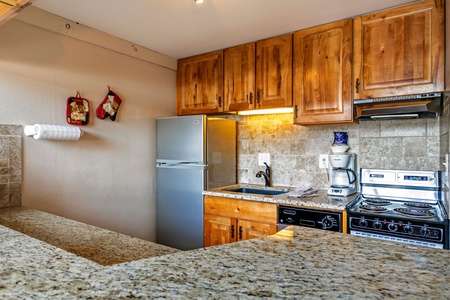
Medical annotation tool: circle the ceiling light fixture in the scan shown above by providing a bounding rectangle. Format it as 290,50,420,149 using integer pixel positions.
194,0,205,3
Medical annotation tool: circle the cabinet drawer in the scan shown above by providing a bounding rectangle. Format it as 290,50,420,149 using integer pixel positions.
204,196,277,224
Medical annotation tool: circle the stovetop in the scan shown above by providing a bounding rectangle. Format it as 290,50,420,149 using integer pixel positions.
350,169,446,222
348,195,446,223
346,169,448,249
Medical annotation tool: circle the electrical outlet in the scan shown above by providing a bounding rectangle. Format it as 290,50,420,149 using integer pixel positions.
319,154,329,169
258,153,270,166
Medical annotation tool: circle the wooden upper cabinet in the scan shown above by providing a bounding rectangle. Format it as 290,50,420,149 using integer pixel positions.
293,19,353,125
224,43,256,111
176,50,224,115
353,0,444,99
256,34,293,109
0,0,32,26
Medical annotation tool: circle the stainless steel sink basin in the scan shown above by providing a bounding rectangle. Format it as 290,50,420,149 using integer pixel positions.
227,187,287,195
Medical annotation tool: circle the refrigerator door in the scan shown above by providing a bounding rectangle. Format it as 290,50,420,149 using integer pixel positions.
156,163,205,250
207,118,236,188
156,115,206,163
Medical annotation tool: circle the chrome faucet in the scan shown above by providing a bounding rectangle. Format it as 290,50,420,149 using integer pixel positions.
256,162,271,187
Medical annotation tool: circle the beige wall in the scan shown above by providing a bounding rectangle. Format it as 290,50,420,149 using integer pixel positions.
0,17,176,241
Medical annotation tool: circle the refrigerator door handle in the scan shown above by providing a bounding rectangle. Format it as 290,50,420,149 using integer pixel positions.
157,162,207,169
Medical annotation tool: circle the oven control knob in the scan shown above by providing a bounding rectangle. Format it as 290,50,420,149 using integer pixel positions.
321,216,335,229
428,229,440,238
358,218,368,227
403,225,414,234
420,226,430,236
387,223,398,232
373,221,383,230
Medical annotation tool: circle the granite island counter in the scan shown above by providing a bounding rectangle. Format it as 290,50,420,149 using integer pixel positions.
0,208,449,299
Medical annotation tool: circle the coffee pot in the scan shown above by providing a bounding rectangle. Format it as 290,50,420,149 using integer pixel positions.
327,153,357,196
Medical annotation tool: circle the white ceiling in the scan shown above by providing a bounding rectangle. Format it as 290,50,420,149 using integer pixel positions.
32,0,417,59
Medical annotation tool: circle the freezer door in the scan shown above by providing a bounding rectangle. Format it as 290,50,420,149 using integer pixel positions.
156,115,206,163
156,164,206,250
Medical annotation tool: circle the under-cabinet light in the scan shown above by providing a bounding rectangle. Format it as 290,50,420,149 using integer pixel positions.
194,0,204,3
237,107,294,116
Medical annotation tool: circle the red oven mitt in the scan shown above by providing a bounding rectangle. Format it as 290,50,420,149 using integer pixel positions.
67,91,90,125
96,87,122,121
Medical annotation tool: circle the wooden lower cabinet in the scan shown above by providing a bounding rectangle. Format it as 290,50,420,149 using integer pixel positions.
204,196,278,247
204,214,236,246
237,219,278,241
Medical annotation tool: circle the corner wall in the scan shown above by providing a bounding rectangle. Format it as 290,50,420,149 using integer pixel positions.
0,125,22,208
0,14,176,241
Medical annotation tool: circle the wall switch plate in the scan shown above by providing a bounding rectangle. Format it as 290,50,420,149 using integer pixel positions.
319,154,329,169
258,153,270,166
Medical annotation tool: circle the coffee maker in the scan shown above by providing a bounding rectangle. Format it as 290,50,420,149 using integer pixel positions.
327,153,357,196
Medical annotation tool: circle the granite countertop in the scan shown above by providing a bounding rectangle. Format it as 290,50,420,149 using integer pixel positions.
203,184,358,211
0,212,449,299
0,207,180,265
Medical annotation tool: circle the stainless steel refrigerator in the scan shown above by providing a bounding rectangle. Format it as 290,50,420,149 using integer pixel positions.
156,115,236,250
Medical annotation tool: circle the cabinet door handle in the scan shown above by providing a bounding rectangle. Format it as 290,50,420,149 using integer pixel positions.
218,96,222,107
294,104,298,118
256,91,261,105
238,226,243,240
231,225,235,238
249,92,253,104
355,78,360,93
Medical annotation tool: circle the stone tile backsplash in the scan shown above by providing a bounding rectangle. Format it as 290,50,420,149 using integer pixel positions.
233,114,440,190
0,125,22,208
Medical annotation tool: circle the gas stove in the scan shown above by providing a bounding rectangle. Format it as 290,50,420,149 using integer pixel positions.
347,169,448,249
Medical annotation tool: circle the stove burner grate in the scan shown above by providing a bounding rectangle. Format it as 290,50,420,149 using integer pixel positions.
393,208,435,218
363,198,391,206
359,205,388,213
403,202,433,209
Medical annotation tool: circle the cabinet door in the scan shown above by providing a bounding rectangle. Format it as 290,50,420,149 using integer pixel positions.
237,220,278,241
176,50,224,115
256,34,293,109
224,43,256,111
293,19,353,125
204,214,236,247
353,0,444,99
204,196,277,224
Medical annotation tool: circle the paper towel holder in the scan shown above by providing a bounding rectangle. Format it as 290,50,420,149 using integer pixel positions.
24,124,83,141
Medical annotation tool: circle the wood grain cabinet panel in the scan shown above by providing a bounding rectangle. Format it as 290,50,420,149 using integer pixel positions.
256,34,293,109
224,43,256,111
203,196,278,247
176,50,224,115
293,19,353,125
204,214,236,247
353,0,444,99
237,220,278,241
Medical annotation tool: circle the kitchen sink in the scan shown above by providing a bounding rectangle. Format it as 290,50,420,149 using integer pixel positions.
226,187,287,196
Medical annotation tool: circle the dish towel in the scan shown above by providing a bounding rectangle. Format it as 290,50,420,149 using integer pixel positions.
286,186,318,198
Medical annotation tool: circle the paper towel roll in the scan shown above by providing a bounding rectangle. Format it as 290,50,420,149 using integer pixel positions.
24,124,82,141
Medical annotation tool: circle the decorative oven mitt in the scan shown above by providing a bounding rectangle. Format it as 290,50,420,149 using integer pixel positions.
96,86,122,121
67,91,90,125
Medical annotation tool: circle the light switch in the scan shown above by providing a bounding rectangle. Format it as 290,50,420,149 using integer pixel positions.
319,154,329,169
258,153,270,166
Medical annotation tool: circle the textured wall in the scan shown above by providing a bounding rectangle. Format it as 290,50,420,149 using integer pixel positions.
236,114,440,190
0,125,22,208
0,17,176,241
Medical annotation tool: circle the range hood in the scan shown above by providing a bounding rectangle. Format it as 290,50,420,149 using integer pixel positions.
354,93,442,120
